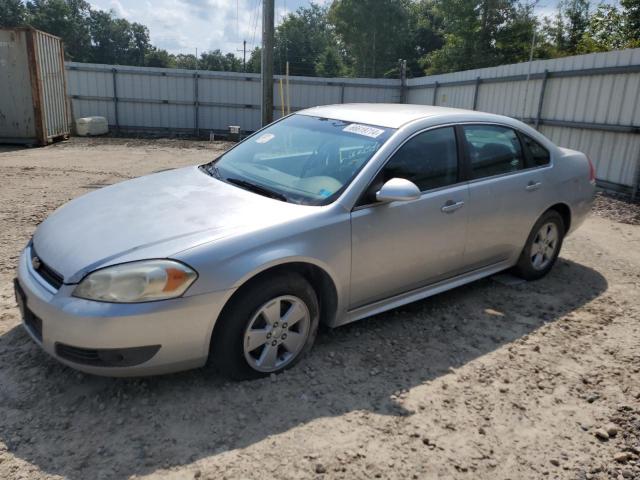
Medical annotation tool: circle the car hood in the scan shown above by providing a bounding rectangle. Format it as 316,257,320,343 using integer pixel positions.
33,166,311,283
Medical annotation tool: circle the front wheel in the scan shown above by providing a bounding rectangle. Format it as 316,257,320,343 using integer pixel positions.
512,210,565,281
210,273,319,380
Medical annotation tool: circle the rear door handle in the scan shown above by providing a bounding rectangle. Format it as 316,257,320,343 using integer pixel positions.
526,181,542,191
441,200,465,213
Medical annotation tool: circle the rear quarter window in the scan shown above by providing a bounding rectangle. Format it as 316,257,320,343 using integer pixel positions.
521,135,551,167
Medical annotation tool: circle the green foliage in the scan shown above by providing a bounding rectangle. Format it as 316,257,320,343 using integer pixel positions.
246,47,262,74
621,0,640,43
198,50,242,72
88,9,150,65
26,0,92,61
144,48,175,68
2,0,639,78
315,46,344,76
422,0,528,74
173,53,198,70
329,0,411,77
275,4,334,76
405,0,444,76
0,0,27,26
564,0,591,54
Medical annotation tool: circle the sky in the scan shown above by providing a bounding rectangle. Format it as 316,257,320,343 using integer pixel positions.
87,0,611,56
88,0,331,56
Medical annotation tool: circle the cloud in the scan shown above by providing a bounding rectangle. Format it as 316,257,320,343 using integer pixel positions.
91,0,264,54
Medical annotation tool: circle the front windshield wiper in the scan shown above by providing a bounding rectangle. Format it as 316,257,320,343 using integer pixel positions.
226,177,289,203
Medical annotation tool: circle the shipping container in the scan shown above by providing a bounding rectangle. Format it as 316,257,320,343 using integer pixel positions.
0,27,70,146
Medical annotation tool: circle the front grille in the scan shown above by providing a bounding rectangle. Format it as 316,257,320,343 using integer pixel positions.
30,246,64,289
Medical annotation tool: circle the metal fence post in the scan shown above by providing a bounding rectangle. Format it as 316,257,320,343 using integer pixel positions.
432,81,439,106
632,153,640,200
340,84,345,104
535,69,549,129
111,68,119,130
399,59,407,104
194,72,199,137
472,76,481,110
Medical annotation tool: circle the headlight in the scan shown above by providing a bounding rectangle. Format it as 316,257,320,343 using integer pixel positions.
73,260,197,303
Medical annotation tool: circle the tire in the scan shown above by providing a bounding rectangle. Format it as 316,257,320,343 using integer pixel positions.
512,210,565,281
210,273,319,380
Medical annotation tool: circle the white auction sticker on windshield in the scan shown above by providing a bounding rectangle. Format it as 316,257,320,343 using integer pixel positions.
343,123,385,138
255,133,275,144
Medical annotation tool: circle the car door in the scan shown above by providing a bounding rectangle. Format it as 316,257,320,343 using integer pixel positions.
350,126,469,308
461,124,550,269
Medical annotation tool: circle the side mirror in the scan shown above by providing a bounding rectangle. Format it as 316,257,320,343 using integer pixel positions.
375,178,421,203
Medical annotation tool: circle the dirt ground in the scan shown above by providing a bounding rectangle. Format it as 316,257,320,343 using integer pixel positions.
0,137,639,480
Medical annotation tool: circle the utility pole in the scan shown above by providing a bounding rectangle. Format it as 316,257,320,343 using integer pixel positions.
261,0,275,126
236,40,247,72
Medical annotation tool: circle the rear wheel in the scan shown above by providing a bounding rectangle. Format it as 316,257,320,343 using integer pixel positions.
210,273,319,380
513,210,565,281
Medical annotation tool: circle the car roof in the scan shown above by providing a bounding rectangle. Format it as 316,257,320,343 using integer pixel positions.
297,103,511,129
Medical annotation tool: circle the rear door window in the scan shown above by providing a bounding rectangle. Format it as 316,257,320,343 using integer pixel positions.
463,125,525,179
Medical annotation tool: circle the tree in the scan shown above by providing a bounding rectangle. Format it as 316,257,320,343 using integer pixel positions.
329,0,410,77
88,9,151,65
315,46,344,76
275,4,336,76
246,47,262,73
423,0,517,74
564,0,591,54
577,4,626,53
197,50,242,71
494,3,539,64
621,0,640,44
144,48,175,68
174,53,198,70
26,0,92,61
406,0,444,76
0,0,26,27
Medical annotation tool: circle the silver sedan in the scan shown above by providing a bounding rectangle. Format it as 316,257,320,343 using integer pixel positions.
15,104,595,378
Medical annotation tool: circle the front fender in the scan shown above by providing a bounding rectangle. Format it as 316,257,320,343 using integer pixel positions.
173,211,352,317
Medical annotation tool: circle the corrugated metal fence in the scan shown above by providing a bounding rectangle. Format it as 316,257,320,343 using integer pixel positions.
65,48,640,196
64,62,399,134
407,48,640,196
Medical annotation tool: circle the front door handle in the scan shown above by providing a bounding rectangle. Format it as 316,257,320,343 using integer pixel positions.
441,200,465,213
526,181,542,191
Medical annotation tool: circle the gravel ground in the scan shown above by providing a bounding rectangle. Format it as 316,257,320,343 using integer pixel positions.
0,137,639,480
592,192,640,226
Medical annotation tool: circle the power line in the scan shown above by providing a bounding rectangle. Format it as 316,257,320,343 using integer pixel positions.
250,0,261,50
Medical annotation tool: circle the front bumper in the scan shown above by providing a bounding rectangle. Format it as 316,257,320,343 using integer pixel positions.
16,247,234,377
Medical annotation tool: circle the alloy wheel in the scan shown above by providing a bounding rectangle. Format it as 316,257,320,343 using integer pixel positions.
243,295,311,373
530,222,559,270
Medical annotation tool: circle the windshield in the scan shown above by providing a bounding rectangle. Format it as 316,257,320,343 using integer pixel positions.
202,114,395,205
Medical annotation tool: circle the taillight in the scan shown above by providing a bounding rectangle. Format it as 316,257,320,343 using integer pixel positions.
587,156,596,184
